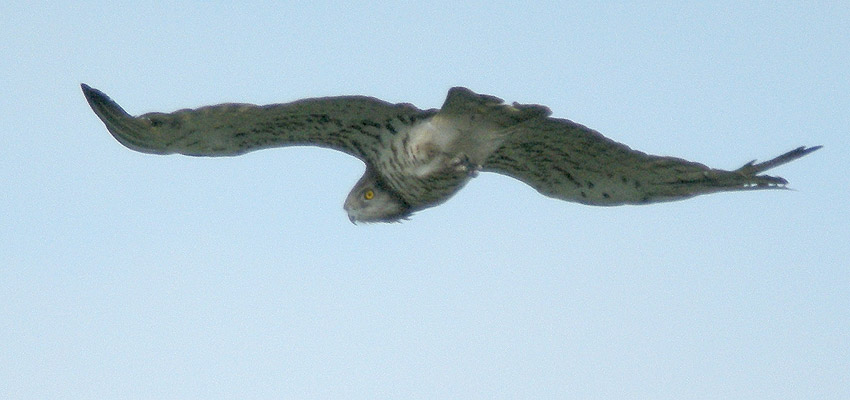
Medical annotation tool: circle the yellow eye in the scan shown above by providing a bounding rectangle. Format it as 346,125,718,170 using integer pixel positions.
364,190,374,200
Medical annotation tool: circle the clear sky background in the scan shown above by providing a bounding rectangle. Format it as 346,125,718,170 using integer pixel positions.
2,1,848,399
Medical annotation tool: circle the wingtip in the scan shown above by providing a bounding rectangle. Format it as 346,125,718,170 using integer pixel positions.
791,145,823,158
739,146,823,174
81,84,170,154
80,83,100,103
81,84,133,122
81,84,115,110
786,145,823,162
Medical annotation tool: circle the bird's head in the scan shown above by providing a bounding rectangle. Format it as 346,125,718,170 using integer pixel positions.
344,168,412,224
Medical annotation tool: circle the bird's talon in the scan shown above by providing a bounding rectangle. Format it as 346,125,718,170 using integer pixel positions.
450,155,480,177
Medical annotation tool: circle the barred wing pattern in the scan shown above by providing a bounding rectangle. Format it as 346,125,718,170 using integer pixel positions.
83,84,819,222
81,84,433,166
484,115,820,205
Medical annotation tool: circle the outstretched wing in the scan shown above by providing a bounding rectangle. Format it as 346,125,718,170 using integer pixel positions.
483,114,820,205
81,84,434,164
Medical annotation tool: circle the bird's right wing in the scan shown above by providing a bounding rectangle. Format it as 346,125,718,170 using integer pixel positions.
81,84,435,164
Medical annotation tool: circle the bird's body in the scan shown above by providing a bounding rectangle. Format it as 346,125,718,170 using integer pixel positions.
82,84,819,223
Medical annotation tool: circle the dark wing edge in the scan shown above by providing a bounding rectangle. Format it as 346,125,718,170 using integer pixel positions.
82,83,170,154
81,84,431,161
483,115,821,206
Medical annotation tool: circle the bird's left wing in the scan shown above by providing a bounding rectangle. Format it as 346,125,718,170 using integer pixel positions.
81,84,434,163
483,113,820,205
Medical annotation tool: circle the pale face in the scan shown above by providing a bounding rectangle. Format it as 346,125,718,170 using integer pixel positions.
343,169,412,223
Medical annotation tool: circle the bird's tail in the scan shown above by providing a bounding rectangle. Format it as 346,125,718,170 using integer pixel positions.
440,87,552,128
437,87,553,164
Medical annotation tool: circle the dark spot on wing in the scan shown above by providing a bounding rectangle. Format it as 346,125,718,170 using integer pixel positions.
384,121,397,134
360,119,382,129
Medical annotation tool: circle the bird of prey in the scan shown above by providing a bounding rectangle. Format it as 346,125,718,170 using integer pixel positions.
81,84,819,223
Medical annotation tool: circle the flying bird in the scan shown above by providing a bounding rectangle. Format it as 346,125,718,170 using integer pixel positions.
81,84,820,223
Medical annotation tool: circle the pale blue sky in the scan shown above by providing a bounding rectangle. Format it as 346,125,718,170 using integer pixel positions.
2,1,848,399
